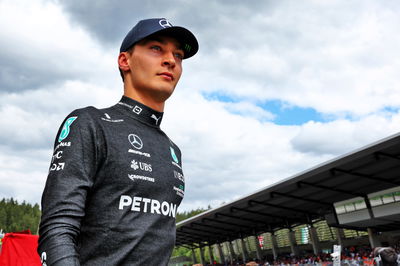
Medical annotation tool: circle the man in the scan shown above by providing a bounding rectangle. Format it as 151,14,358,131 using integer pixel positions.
38,18,198,265
374,247,400,266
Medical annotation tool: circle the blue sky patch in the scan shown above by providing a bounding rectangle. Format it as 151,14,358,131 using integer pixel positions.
257,100,326,125
202,92,327,125
202,91,238,103
381,106,400,114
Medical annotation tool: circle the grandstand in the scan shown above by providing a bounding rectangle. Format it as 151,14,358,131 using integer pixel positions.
172,132,400,265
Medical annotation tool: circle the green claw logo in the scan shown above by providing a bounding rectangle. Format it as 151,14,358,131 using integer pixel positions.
170,147,179,164
58,116,77,142
184,44,191,52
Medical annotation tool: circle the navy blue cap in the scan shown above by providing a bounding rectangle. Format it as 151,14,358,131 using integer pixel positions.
120,18,198,59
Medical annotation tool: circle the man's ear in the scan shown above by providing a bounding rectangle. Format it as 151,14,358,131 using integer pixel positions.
118,52,131,72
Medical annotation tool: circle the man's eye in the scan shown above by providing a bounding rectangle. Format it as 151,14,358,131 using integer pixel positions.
150,45,161,51
174,52,184,60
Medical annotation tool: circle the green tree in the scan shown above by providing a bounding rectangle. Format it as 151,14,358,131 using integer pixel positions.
0,198,41,234
172,206,212,261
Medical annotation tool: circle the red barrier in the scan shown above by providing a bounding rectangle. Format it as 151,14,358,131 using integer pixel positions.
0,233,41,266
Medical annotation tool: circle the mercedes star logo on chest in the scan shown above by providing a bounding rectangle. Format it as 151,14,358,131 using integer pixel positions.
128,134,143,150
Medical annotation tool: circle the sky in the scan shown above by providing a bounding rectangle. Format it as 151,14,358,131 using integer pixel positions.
1,0,400,212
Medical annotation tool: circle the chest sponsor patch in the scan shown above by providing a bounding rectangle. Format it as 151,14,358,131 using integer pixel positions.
101,113,124,122
119,195,177,218
170,147,179,164
174,170,184,182
128,174,155,183
58,117,77,142
173,185,184,198
131,160,152,172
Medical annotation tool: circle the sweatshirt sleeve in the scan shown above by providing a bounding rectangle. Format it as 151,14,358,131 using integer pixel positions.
38,109,101,266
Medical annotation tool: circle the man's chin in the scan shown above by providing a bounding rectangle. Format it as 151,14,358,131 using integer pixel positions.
151,88,175,103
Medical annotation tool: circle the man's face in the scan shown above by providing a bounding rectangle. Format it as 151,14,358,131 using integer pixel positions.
124,34,184,102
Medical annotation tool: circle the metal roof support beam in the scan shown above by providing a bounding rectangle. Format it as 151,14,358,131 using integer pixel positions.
182,244,195,249
176,234,205,245
331,224,367,231
381,222,400,230
191,243,201,248
270,232,279,259
297,181,365,198
199,244,206,265
182,226,223,237
363,195,375,219
215,212,267,226
371,218,400,228
375,151,400,161
332,168,400,186
189,224,232,238
176,235,198,243
176,233,201,242
216,241,225,264
202,217,244,229
175,240,198,248
249,200,318,216
191,247,198,264
231,206,288,221
179,230,217,243
270,191,332,206
178,230,206,240
372,224,395,231
175,241,193,247
192,221,236,234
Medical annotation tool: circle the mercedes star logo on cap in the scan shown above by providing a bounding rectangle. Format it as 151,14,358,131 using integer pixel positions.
159,19,173,28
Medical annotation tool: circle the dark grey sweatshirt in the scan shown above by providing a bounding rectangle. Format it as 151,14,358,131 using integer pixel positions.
38,96,185,265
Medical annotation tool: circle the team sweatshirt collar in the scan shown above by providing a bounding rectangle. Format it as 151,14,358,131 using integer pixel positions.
117,96,164,127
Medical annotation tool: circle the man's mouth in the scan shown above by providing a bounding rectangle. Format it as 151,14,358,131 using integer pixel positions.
158,72,174,81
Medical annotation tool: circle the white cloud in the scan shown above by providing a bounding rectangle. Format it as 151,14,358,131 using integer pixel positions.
0,81,121,149
291,113,400,156
186,0,400,116
0,0,117,91
163,90,333,211
222,101,275,121
0,149,49,204
0,80,122,207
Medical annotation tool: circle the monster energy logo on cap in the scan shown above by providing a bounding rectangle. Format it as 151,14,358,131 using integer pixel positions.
58,116,77,142
184,44,191,52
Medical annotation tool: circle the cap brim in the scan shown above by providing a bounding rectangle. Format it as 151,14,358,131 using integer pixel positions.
155,26,199,59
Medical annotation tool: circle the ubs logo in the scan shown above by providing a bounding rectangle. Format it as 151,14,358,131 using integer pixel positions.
131,159,152,172
128,134,143,150
159,19,172,28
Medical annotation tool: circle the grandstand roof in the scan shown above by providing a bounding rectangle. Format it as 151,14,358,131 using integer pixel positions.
176,132,400,247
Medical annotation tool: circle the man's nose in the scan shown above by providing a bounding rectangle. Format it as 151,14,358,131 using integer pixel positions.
162,52,176,67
